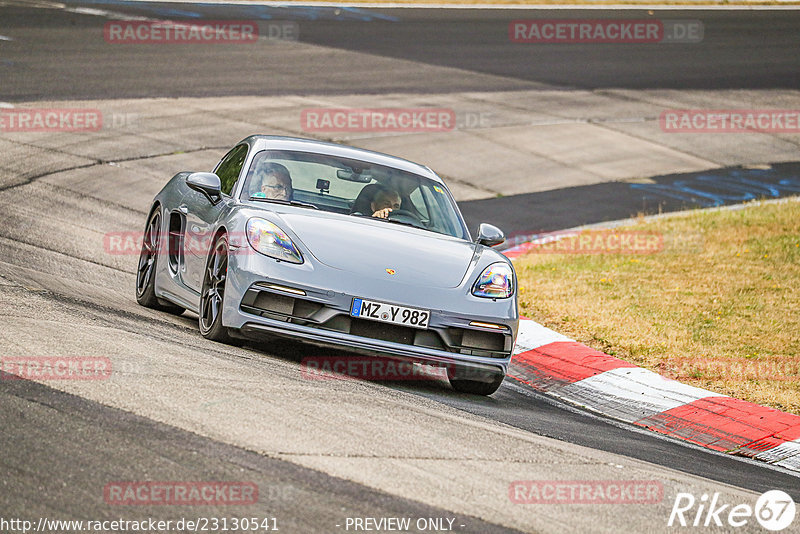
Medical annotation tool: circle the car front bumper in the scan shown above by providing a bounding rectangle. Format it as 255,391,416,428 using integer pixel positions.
221,248,518,378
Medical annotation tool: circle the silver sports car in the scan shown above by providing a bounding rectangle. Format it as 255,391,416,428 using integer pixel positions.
136,136,518,395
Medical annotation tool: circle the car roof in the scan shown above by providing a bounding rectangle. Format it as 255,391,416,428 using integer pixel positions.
241,135,442,184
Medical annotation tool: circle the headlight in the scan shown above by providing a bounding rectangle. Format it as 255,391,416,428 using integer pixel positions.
472,262,514,298
246,218,303,264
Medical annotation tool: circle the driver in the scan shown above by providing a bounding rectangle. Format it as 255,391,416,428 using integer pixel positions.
369,187,401,219
350,169,422,217
251,161,293,201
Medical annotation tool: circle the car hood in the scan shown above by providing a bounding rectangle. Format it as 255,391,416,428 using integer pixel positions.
278,212,476,288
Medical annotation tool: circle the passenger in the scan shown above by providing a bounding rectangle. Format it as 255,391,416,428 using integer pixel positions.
252,161,293,201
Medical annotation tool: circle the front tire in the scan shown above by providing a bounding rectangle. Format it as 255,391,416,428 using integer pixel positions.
136,207,185,315
199,233,238,344
448,368,505,396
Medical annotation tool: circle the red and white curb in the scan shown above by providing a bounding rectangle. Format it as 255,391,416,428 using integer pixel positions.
509,318,800,472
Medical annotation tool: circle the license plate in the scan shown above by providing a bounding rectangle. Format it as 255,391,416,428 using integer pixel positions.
350,298,430,329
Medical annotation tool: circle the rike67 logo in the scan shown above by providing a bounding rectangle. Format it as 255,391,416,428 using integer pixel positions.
668,490,795,531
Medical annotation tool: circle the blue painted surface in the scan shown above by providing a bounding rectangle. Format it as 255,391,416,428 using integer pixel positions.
631,169,800,208
62,0,400,22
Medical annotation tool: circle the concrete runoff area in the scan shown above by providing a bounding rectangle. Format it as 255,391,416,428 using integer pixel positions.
1,91,798,198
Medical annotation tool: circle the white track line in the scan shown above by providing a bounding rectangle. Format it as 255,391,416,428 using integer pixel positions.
64,7,149,20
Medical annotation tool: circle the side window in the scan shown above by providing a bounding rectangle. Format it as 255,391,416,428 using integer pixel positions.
214,144,248,196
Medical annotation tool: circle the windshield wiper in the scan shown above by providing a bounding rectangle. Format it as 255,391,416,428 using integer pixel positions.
364,215,425,230
382,218,419,229
248,197,319,210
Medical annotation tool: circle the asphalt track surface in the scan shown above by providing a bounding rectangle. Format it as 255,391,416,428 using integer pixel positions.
2,4,800,101
0,376,520,533
2,3,800,532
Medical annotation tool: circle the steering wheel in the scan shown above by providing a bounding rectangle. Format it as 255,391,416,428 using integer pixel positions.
388,209,425,228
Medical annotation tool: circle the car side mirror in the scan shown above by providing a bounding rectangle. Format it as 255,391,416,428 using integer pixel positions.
186,172,222,204
476,223,505,247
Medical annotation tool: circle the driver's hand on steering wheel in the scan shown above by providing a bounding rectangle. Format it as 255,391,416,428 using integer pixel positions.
372,208,393,219
370,189,401,219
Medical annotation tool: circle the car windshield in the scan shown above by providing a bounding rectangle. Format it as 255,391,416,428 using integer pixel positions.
240,149,469,240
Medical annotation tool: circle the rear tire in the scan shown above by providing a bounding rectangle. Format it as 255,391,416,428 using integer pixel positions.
199,233,239,345
135,207,185,315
